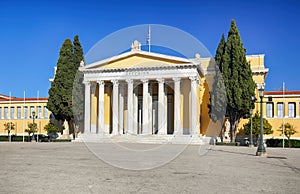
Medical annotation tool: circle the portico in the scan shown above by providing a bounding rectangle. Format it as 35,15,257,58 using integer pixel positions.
80,40,204,139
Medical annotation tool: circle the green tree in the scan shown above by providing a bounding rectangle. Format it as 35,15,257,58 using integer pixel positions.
209,20,256,142
278,123,297,148
44,122,60,134
25,123,38,142
4,122,15,142
71,35,85,138
47,35,84,139
243,112,273,144
209,34,227,126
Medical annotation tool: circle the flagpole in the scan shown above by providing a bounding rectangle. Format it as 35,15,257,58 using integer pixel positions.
282,82,285,148
37,90,39,143
147,25,151,52
9,91,11,142
23,91,25,142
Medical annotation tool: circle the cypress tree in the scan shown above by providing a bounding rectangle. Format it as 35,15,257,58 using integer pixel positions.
209,20,256,142
72,35,85,136
48,36,85,139
209,34,227,124
47,39,74,123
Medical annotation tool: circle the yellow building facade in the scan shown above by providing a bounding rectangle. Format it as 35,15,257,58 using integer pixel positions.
80,40,297,142
0,94,50,136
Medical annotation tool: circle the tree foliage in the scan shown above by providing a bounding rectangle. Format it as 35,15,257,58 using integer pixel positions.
47,35,84,138
72,35,85,132
4,122,15,135
209,34,227,123
278,123,297,148
47,39,74,121
44,122,61,134
243,112,273,137
25,123,38,135
209,20,256,142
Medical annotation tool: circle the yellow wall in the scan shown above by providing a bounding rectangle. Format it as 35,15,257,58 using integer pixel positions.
0,100,51,135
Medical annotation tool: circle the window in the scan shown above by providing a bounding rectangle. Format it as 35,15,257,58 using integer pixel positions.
24,106,28,119
277,103,284,118
37,106,42,118
30,106,34,117
10,107,15,119
0,107,2,119
44,106,48,119
288,102,296,118
4,107,8,119
17,107,21,119
266,102,274,118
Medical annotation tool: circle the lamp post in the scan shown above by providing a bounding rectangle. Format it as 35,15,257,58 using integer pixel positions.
249,109,254,147
30,111,37,142
256,84,267,156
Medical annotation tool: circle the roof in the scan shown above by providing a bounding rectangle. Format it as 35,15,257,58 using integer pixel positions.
0,94,48,102
264,90,300,96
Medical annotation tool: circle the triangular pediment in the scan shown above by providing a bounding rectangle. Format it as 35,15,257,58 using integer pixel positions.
84,50,193,70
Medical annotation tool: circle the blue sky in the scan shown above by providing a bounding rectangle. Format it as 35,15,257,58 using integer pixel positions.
0,0,299,97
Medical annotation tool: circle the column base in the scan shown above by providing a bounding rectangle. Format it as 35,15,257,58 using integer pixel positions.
256,151,267,157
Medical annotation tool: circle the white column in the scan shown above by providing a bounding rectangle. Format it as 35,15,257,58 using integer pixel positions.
142,79,149,134
112,80,119,135
133,86,138,134
97,80,105,135
148,82,153,134
190,76,197,135
83,81,91,134
164,84,168,134
119,84,124,135
157,78,166,135
126,79,133,134
173,78,181,135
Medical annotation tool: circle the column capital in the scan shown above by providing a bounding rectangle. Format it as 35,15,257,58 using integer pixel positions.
96,80,105,85
141,79,149,84
189,76,197,82
111,79,119,85
172,77,181,82
126,79,134,84
82,80,91,86
156,78,164,83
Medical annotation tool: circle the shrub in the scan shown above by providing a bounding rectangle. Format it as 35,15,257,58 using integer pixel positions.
52,139,72,142
266,139,300,148
216,142,240,146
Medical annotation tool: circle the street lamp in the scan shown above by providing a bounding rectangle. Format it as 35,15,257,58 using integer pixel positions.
30,111,37,142
249,96,256,147
249,109,254,147
256,84,267,156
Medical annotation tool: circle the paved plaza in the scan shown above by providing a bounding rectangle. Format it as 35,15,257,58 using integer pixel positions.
0,142,299,194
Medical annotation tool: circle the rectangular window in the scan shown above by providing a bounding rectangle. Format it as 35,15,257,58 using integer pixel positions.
24,106,28,119
288,102,296,118
44,106,48,119
266,102,274,118
0,107,2,119
37,106,42,118
277,102,284,118
4,107,8,119
10,107,15,119
30,106,35,117
17,107,21,119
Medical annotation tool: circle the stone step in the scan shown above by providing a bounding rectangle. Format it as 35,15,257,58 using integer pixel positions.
79,134,211,145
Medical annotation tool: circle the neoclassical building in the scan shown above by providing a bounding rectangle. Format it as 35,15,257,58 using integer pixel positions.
0,94,50,136
79,40,270,142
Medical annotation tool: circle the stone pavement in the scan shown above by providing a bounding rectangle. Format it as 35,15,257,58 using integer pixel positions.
0,142,299,194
